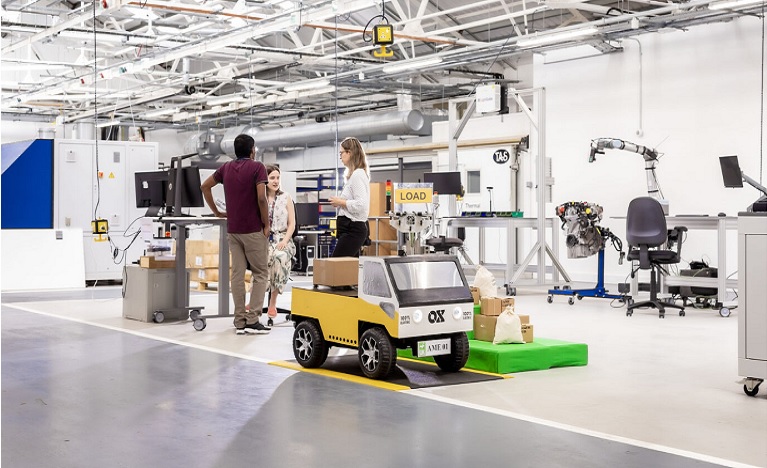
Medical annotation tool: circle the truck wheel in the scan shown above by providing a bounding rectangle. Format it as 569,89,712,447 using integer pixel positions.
433,332,470,372
358,328,396,379
293,320,328,368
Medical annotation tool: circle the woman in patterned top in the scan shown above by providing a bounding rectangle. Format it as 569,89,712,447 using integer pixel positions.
248,164,296,323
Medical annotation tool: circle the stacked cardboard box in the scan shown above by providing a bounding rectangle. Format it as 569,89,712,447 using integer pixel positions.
369,182,389,217
186,239,253,287
366,218,398,256
365,182,397,257
473,296,534,343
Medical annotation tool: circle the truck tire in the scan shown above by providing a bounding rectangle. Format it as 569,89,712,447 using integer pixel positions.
433,332,470,372
358,327,396,379
293,320,328,368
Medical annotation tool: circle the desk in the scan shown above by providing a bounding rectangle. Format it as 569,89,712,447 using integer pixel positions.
446,217,569,286
156,217,229,330
619,215,738,310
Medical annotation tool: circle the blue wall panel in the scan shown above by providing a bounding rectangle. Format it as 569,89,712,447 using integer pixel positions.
1,139,54,229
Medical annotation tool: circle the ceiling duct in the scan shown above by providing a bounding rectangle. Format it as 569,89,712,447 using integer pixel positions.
218,110,436,155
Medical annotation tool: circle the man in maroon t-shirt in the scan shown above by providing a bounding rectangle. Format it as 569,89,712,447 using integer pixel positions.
201,134,271,335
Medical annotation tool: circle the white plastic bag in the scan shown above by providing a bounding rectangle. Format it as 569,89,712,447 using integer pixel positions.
473,264,497,298
493,305,525,344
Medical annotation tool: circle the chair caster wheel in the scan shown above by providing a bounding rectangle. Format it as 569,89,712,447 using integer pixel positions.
267,317,274,327
679,310,685,317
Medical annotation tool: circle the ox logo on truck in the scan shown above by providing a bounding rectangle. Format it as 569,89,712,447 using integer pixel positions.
428,309,445,323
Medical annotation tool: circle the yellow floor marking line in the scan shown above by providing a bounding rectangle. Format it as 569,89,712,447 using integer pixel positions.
396,356,513,379
270,361,410,391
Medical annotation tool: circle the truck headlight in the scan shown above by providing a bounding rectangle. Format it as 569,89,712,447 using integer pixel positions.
413,309,423,323
453,307,462,320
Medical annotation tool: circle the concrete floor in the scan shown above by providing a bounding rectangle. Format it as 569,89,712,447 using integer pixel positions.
2,281,766,468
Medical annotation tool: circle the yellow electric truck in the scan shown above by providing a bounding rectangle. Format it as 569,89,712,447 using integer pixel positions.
290,255,474,379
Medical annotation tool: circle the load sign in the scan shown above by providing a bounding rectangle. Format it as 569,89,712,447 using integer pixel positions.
394,186,433,204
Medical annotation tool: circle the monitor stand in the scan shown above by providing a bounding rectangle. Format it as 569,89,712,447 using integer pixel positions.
144,206,162,217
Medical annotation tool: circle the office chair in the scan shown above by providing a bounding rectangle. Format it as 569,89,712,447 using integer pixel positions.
426,227,465,254
625,197,688,318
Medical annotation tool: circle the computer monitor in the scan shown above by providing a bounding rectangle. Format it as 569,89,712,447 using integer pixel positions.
423,171,462,195
719,156,743,188
295,202,320,228
166,166,204,215
135,170,169,216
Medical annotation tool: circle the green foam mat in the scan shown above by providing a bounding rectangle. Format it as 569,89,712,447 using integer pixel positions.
398,337,588,375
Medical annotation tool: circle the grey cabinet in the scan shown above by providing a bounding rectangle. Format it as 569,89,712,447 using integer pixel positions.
737,214,767,389
122,265,188,323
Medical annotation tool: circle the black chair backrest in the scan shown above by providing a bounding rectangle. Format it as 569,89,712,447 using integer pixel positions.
626,197,667,247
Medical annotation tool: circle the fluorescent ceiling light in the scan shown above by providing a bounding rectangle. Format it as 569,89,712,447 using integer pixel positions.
517,27,599,47
207,94,245,106
144,108,177,118
283,79,330,92
95,120,121,128
382,57,443,74
59,30,126,44
709,0,764,9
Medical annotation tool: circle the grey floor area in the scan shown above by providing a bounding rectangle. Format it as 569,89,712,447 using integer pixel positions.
2,305,726,468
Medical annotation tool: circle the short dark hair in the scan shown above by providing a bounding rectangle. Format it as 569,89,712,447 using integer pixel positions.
234,134,255,159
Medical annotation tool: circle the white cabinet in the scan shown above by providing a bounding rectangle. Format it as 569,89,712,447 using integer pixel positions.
738,214,767,387
54,140,159,281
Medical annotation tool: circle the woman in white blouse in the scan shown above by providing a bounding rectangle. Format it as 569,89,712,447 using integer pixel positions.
329,137,370,257
248,164,296,323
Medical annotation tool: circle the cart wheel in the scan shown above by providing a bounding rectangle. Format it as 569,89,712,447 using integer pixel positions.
547,295,553,304
744,383,760,397
293,320,328,368
505,285,516,296
626,310,633,317
193,318,206,331
358,327,396,379
153,311,165,323
719,307,731,318
577,295,583,300
568,297,575,305
434,332,470,372
679,310,686,317
189,309,200,321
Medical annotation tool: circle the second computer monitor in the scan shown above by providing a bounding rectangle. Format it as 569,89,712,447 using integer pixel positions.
295,202,320,228
423,171,462,195
166,166,204,215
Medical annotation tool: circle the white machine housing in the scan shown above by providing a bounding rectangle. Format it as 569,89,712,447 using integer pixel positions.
54,139,159,281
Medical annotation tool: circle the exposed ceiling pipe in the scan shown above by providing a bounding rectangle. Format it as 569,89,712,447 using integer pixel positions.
213,110,436,155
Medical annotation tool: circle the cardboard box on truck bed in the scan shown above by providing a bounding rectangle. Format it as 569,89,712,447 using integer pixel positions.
313,258,359,287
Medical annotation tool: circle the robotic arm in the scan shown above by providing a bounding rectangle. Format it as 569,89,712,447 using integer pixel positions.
589,138,665,202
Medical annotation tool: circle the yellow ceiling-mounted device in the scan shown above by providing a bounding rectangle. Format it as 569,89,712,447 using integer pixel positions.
372,23,394,58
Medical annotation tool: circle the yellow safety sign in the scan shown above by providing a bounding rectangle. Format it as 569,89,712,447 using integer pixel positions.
109,172,115,179
394,187,433,204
